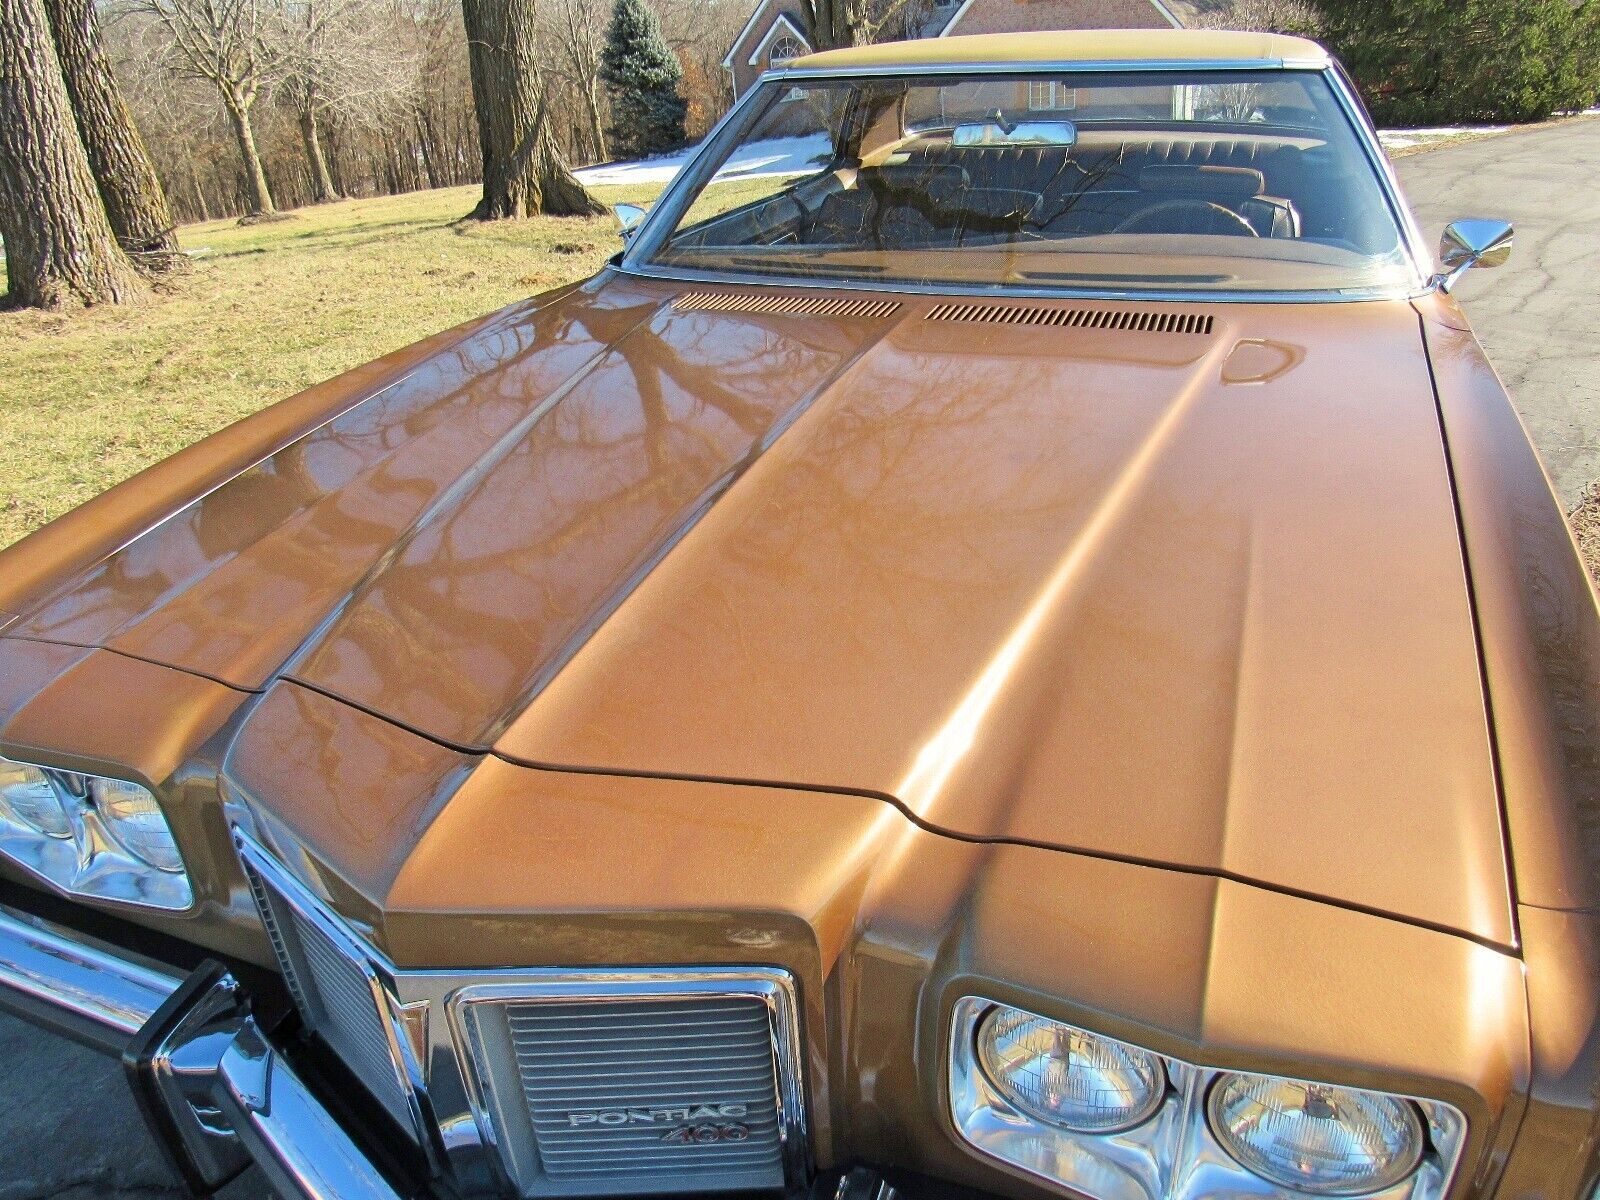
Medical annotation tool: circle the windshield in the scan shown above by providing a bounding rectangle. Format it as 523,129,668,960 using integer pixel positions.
640,70,1418,296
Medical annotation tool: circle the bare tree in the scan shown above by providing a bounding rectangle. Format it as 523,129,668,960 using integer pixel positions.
543,0,607,161
1190,0,1321,34
277,0,422,202
44,0,181,267
106,0,480,220
134,0,290,216
654,0,745,136
461,0,602,218
404,0,479,187
0,0,147,306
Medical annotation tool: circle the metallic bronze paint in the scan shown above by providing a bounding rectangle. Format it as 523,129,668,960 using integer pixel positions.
0,270,1595,1200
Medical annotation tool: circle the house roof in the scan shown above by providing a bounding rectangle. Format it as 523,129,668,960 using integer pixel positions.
722,0,775,69
791,28,1329,70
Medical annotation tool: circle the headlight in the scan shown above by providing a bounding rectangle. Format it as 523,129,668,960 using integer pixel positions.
949,997,1465,1200
0,753,191,910
1208,1073,1425,1196
976,1006,1165,1132
0,759,72,838
92,777,185,873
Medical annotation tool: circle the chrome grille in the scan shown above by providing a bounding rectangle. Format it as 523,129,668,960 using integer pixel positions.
514,999,782,1181
236,836,417,1135
454,975,805,1197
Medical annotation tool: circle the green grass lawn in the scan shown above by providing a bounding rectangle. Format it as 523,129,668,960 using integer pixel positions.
0,182,662,549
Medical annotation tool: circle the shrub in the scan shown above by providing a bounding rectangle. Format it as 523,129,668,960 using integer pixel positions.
1318,0,1600,125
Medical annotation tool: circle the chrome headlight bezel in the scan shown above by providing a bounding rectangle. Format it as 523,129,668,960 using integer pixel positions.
0,753,192,912
948,997,1467,1200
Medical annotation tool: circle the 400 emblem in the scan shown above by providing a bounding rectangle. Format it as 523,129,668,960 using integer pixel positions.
661,1122,752,1144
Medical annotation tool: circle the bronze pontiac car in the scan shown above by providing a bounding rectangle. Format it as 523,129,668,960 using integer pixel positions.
1,27,1598,1200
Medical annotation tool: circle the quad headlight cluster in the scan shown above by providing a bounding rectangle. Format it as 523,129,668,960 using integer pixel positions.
950,999,1465,1200
0,754,191,911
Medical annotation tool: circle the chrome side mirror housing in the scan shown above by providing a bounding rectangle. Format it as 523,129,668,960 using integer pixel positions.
614,203,649,242
1436,219,1514,293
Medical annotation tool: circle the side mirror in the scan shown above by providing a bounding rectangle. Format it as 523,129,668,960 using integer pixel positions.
614,203,649,242
1437,219,1514,293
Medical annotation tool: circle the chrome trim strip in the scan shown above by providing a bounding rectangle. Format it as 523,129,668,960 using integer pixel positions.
446,968,810,1196
614,264,1430,306
0,904,404,1200
1326,59,1434,284
232,832,816,1199
0,901,183,1054
619,60,1430,305
773,58,1333,77
214,1019,404,1200
234,830,441,1157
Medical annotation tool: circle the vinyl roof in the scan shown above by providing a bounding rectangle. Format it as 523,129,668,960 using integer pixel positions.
790,29,1331,71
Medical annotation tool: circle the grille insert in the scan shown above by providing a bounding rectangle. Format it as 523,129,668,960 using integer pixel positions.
453,975,804,1197
675,291,900,319
926,302,1214,336
237,835,418,1136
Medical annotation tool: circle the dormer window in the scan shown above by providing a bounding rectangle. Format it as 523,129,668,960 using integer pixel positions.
769,35,805,68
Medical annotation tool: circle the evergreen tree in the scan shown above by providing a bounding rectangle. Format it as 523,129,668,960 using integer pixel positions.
1320,0,1600,125
599,0,687,160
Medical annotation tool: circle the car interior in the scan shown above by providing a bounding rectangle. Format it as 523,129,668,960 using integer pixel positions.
663,79,1406,264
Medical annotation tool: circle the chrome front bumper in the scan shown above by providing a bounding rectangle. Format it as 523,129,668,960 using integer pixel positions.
0,903,405,1200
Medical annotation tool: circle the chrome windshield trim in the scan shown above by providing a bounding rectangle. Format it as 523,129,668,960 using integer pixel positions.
612,262,1430,306
773,57,1332,78
622,62,1430,301
1327,59,1434,282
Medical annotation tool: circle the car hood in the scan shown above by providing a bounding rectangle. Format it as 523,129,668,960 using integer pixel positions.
3,273,1512,946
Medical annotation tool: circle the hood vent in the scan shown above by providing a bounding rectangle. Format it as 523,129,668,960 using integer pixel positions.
675,291,901,319
926,302,1214,336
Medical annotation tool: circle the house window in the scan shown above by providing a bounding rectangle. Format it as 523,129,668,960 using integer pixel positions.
769,36,805,68
1027,80,1078,111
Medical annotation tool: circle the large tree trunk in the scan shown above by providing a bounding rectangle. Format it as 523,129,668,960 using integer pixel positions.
43,0,180,269
299,109,339,203
803,0,913,48
222,86,275,217
803,0,870,49
462,0,603,219
0,0,145,307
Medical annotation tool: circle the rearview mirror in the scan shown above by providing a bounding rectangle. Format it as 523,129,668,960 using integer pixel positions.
614,203,649,242
1437,219,1513,293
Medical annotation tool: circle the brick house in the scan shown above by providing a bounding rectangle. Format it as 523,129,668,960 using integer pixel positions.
723,0,1205,99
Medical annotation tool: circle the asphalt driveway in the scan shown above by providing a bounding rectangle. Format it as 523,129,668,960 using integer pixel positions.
1397,116,1600,508
2,118,1598,1200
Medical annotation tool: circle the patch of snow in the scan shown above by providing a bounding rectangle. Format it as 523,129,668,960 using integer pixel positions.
573,149,695,187
1377,124,1511,153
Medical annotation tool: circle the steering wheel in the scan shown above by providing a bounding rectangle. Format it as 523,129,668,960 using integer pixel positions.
1113,200,1259,238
